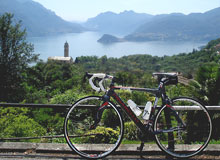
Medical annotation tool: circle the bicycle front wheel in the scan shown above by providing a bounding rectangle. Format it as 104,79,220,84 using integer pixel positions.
154,97,212,158
64,96,124,159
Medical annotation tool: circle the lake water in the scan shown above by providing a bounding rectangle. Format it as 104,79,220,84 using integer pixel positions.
28,32,207,61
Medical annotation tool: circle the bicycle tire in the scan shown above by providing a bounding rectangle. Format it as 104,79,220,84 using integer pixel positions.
64,96,124,159
154,97,212,158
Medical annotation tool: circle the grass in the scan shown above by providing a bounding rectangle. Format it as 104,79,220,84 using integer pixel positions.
209,139,220,144
121,139,155,144
121,140,141,144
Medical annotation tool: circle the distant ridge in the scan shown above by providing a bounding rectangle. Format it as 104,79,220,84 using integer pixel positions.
86,8,220,42
83,10,153,35
0,0,85,37
125,7,220,41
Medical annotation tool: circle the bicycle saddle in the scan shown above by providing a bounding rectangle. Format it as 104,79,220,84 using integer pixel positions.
153,72,178,85
153,72,177,77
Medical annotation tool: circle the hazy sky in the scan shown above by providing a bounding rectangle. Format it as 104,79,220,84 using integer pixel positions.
33,0,220,22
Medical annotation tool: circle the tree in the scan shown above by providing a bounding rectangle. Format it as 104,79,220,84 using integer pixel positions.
0,13,38,102
189,63,220,105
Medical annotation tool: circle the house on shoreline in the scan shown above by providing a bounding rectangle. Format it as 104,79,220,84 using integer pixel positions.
48,41,73,63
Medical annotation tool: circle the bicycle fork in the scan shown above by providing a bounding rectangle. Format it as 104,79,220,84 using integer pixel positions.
89,101,109,130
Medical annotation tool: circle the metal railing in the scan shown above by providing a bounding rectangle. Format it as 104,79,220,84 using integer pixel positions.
0,103,219,141
0,102,219,110
0,103,71,108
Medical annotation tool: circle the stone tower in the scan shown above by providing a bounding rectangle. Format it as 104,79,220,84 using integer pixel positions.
64,41,69,57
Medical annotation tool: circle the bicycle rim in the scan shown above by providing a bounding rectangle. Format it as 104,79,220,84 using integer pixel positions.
154,97,212,158
64,96,124,159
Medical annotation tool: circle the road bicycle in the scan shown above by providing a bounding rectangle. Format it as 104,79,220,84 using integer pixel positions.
64,72,212,159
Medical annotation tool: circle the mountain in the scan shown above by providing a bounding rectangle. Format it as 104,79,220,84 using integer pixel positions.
125,7,220,41
83,10,153,35
0,0,85,36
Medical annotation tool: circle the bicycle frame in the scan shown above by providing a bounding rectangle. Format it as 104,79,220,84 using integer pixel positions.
99,78,185,136
101,80,165,134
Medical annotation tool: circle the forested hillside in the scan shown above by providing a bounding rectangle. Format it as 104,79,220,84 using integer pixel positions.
76,38,220,77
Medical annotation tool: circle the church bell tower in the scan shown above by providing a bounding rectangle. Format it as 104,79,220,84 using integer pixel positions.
64,41,69,57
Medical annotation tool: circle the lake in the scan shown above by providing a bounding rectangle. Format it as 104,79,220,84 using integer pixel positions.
28,32,207,61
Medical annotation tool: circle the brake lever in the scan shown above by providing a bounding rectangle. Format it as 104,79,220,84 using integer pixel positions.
94,77,102,87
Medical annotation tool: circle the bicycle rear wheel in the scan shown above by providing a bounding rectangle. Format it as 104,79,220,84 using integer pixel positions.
64,96,124,159
154,97,212,158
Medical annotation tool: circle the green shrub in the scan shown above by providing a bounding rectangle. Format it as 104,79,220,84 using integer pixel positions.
82,126,119,143
50,89,84,104
0,107,46,142
124,121,138,140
